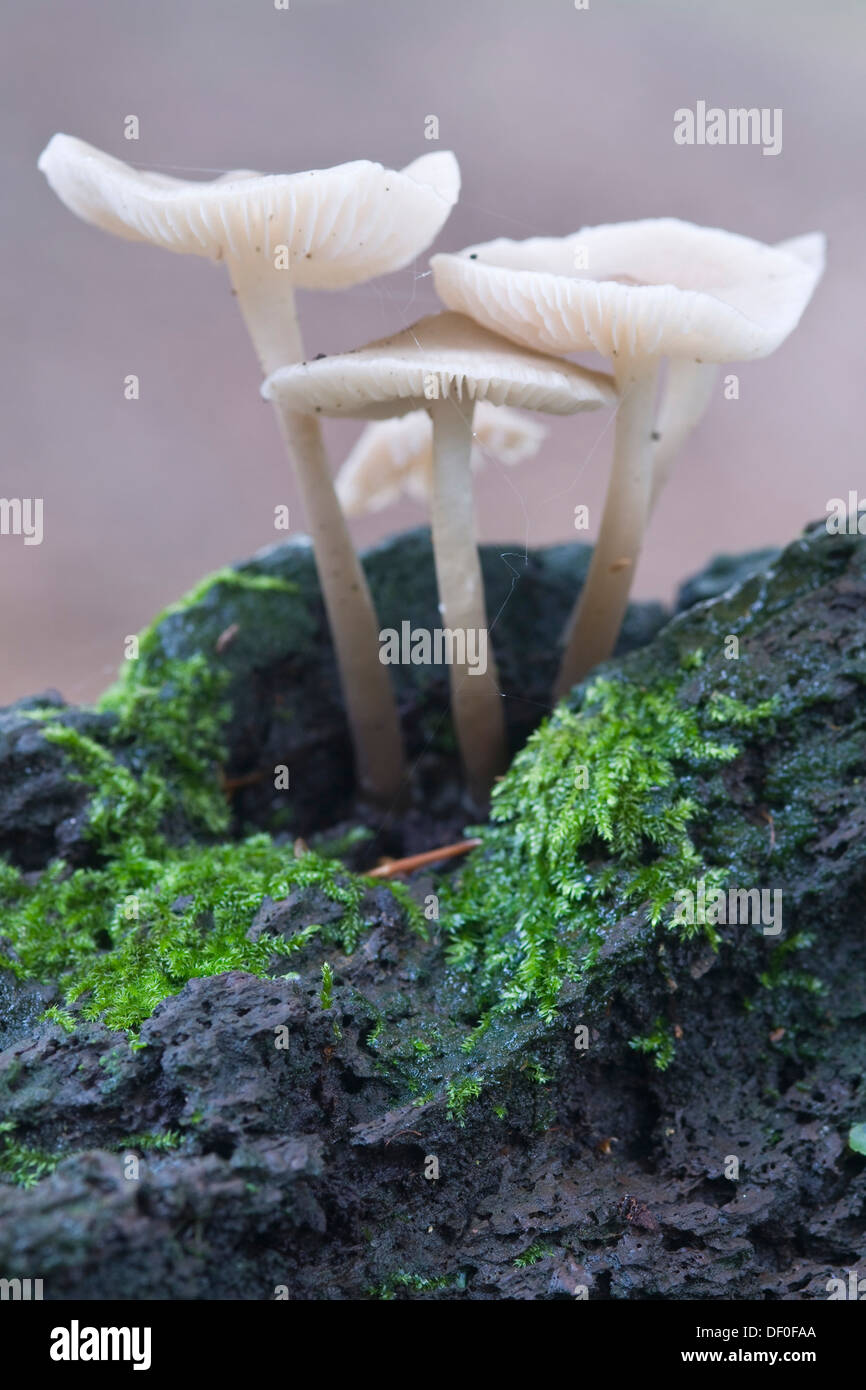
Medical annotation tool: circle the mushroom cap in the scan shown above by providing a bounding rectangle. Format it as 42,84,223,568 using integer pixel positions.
37,134,460,288
431,219,826,362
336,402,548,514
261,311,615,418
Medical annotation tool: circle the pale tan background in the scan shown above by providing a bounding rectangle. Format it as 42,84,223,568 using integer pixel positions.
1,0,863,704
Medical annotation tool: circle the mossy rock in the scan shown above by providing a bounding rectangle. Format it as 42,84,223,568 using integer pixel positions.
675,545,780,610
0,521,863,1298
0,530,665,869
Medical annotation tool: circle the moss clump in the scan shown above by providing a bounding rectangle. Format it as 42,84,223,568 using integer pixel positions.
0,835,407,1032
445,669,777,1024
758,932,825,997
513,1241,556,1268
319,961,335,1011
39,681,227,858
17,573,281,852
368,1270,465,1299
0,1122,62,1188
0,566,418,1034
115,1131,182,1153
67,568,300,852
628,1017,677,1070
848,1124,866,1156
445,1076,483,1124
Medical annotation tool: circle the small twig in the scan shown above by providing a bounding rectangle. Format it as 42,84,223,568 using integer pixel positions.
215,622,240,654
219,768,267,795
384,1129,423,1147
365,838,481,879
759,809,776,850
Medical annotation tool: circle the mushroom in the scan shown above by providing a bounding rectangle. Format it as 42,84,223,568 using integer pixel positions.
262,311,614,804
336,401,548,515
38,133,461,805
648,359,720,513
432,219,825,698
650,233,827,514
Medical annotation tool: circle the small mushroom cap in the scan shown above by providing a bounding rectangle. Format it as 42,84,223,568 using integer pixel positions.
37,134,460,288
431,219,825,362
336,402,548,515
261,311,615,418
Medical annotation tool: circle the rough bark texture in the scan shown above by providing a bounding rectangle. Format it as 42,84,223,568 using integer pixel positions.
0,525,862,1300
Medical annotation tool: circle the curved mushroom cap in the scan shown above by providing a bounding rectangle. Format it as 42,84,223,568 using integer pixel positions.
262,311,615,418
337,402,548,514
431,219,825,362
38,134,460,288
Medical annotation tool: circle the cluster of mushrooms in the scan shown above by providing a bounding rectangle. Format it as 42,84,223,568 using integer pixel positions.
38,135,825,808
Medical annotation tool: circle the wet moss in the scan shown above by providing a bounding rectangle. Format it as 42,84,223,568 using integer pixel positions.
0,1122,62,1189
628,1016,677,1070
367,1270,465,1299
424,523,866,1093
1,524,862,1100
513,1241,556,1268
0,835,419,1033
2,527,863,1298
443,668,777,1025
0,565,416,1033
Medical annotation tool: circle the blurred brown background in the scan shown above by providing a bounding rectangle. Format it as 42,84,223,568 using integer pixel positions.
1,0,862,704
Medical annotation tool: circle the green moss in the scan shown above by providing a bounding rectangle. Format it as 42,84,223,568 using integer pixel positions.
41,702,226,858
28,635,234,857
0,564,426,1034
0,1122,62,1189
848,1124,866,1156
758,932,825,996
319,960,344,1039
40,1005,77,1033
115,1130,182,1153
0,835,405,1031
513,1241,555,1268
319,961,335,1011
444,671,777,1024
367,1270,464,1299
97,653,231,841
3,532,851,1120
628,1017,676,1071
0,605,407,1033
76,568,299,849
445,1076,483,1124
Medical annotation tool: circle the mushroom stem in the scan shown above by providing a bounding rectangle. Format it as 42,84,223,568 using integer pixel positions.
553,355,661,701
228,254,407,805
227,251,306,379
428,394,509,806
650,361,719,513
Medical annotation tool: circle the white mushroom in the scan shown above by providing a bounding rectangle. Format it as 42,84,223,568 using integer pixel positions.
336,402,548,515
650,232,827,512
38,133,460,805
432,219,825,698
263,311,614,805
